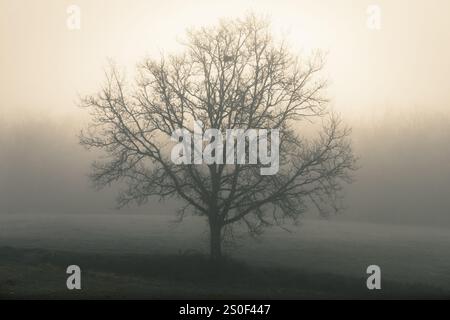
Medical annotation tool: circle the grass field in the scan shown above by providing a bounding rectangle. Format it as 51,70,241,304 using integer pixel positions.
0,214,449,299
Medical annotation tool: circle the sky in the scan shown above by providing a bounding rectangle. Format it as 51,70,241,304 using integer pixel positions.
1,0,450,121
1,0,449,225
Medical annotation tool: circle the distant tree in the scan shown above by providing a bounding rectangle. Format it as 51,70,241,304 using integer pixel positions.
80,15,356,260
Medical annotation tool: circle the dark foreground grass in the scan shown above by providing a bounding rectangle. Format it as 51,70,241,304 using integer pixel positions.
0,246,448,299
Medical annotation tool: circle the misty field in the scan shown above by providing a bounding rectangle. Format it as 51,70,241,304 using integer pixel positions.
0,213,449,299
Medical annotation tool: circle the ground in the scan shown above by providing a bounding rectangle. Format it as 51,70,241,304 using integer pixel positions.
0,214,449,299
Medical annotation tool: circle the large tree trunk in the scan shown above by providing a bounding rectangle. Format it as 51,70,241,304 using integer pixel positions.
209,219,222,261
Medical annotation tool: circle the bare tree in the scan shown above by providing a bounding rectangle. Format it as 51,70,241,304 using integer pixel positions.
80,15,356,260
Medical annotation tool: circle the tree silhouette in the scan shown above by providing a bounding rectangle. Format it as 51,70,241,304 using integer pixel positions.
80,15,356,260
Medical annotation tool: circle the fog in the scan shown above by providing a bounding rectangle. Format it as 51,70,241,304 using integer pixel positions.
1,0,449,227
1,106,449,227
1,0,450,300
